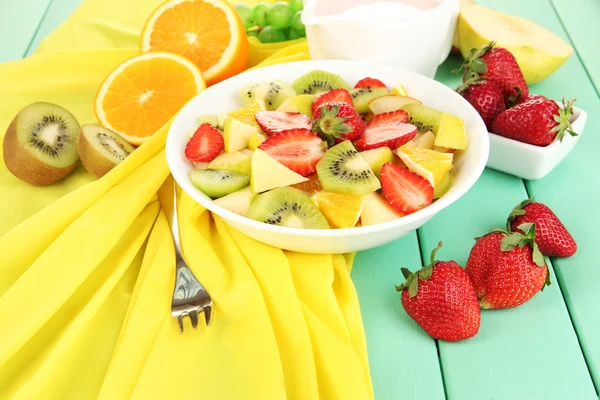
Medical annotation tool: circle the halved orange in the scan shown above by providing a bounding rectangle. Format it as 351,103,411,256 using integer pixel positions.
94,52,205,145
140,0,248,86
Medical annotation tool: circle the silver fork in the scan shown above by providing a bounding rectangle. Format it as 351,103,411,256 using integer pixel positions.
170,185,213,333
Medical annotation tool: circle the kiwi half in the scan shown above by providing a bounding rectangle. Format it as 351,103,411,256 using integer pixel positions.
350,87,389,113
401,103,442,133
292,70,352,95
247,187,329,229
316,140,381,195
3,102,80,185
78,124,135,178
239,80,296,110
189,169,249,199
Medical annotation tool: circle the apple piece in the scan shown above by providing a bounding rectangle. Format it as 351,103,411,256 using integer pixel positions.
358,147,394,178
435,113,468,150
213,187,257,217
389,84,408,96
434,172,453,199
413,131,436,149
369,95,421,115
208,151,251,175
360,192,404,226
250,148,308,193
247,131,268,150
276,94,316,119
222,116,260,152
458,4,573,84
240,148,254,157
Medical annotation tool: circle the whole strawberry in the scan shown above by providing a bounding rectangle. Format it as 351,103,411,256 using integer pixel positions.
508,197,577,257
396,242,480,342
458,42,528,104
457,77,505,129
466,223,550,309
491,96,577,146
312,102,365,147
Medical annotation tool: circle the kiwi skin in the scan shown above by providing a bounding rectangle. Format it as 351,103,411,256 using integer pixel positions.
78,125,134,178
3,117,77,186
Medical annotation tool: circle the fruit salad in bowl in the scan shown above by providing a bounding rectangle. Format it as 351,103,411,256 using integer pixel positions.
166,60,489,253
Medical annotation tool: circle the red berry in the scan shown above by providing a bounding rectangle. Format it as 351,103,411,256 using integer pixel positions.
355,77,387,89
458,79,505,129
258,129,326,176
312,102,365,146
355,110,417,150
255,111,312,136
380,163,433,214
312,88,353,115
184,123,223,162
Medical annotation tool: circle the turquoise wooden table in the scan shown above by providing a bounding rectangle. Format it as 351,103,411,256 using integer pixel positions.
2,0,599,398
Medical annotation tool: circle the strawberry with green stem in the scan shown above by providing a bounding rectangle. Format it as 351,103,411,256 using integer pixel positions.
312,102,365,147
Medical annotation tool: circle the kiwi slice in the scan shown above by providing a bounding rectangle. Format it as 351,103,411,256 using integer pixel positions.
78,124,135,178
401,103,442,133
239,80,296,110
198,114,222,131
350,87,389,113
316,140,381,196
292,70,352,95
3,102,80,186
247,187,329,229
189,169,249,199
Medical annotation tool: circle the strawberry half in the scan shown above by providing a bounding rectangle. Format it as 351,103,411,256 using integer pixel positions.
255,111,313,136
312,88,353,115
355,77,387,88
184,123,223,162
380,163,433,214
355,110,417,150
258,129,326,176
312,102,365,147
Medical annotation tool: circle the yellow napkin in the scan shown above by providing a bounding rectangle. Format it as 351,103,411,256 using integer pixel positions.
0,0,374,399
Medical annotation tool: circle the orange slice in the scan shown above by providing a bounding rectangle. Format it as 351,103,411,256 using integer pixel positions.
95,52,205,145
140,0,248,86
227,101,266,129
312,192,365,228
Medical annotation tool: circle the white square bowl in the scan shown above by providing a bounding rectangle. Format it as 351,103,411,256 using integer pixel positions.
486,105,587,180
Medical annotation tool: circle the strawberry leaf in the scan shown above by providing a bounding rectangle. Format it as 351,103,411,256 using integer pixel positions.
401,267,412,279
500,233,523,251
532,243,546,267
552,98,578,143
506,197,533,230
408,274,419,298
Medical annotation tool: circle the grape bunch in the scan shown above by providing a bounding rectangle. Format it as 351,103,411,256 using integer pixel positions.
235,0,306,43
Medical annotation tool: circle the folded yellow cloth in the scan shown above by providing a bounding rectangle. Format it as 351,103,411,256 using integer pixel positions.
0,0,373,399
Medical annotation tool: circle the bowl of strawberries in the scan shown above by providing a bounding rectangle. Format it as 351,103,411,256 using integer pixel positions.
456,42,587,180
166,60,489,253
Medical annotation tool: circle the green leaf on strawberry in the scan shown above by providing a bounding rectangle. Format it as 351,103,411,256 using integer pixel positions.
395,241,443,298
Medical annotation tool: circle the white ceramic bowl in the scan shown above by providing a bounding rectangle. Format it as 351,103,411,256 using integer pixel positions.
166,60,489,254
487,104,587,180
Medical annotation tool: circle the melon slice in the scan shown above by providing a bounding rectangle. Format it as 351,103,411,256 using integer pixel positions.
250,148,307,193
214,187,257,217
360,192,404,226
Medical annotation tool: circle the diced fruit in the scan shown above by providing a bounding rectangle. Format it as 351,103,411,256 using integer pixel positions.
248,187,330,229
435,113,468,150
258,129,326,176
396,142,454,187
413,131,436,149
250,148,308,193
380,163,434,214
247,132,268,150
239,80,296,110
222,116,260,152
389,84,408,96
198,114,221,130
213,186,257,217
276,94,316,118
355,111,417,151
458,4,573,84
189,168,249,199
208,151,251,175
359,147,394,178
255,111,312,136
401,103,442,133
290,174,323,194
355,77,387,89
312,102,365,146
316,140,380,196
240,148,254,157
312,88,353,115
369,95,421,115
218,113,227,128
312,192,365,228
360,192,405,226
292,70,352,95
193,162,209,170
227,101,266,129
185,123,224,162
434,172,452,199
350,87,389,113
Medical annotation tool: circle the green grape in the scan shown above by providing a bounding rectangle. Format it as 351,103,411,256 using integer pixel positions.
291,11,305,36
258,26,287,43
288,28,301,40
252,3,271,27
267,2,293,29
289,0,304,12
247,31,259,37
235,4,254,30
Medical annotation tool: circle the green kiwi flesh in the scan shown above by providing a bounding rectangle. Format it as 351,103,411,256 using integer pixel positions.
3,102,80,185
400,103,442,133
239,80,296,110
78,124,135,178
198,114,222,131
316,140,381,195
190,169,250,199
292,70,352,95
247,187,329,229
350,87,389,113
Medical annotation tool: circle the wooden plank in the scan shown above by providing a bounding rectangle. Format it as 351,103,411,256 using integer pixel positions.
0,0,52,62
352,234,446,400
25,0,84,56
